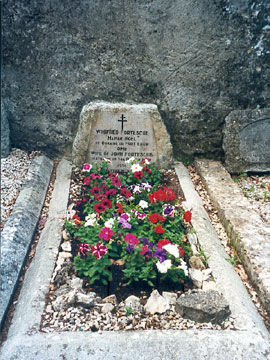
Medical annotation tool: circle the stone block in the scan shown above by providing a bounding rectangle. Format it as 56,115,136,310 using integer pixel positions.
72,102,173,171
1,103,10,158
223,109,270,173
176,290,231,324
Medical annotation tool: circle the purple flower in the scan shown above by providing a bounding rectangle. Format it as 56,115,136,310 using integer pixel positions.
118,217,132,229
163,206,174,215
125,244,135,253
153,248,167,263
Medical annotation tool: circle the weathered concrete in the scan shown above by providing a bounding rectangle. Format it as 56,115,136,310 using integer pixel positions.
1,103,10,158
1,161,269,359
0,155,53,329
72,102,173,170
194,159,270,314
2,1,270,160
223,108,270,173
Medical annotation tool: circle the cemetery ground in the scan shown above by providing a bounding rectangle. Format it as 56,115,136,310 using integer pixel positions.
1,150,270,359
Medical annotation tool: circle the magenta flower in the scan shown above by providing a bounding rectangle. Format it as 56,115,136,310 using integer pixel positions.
98,227,114,241
83,163,92,172
112,176,121,187
78,243,90,255
90,242,108,259
124,233,139,246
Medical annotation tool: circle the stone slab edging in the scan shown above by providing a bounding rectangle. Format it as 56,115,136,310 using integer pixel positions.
1,161,270,360
0,155,53,329
194,159,270,314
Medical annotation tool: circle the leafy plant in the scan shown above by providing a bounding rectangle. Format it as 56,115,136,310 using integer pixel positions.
66,158,193,288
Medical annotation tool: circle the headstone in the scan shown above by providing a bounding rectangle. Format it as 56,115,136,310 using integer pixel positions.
1,103,10,158
72,102,173,171
223,109,270,173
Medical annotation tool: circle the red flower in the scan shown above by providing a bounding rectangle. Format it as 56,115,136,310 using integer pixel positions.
179,247,185,256
83,177,91,186
116,203,124,213
157,239,171,249
183,210,192,222
101,198,112,209
121,188,132,199
90,186,101,195
148,213,165,224
93,203,106,213
106,188,117,197
95,193,105,201
112,176,121,187
73,214,81,225
139,245,150,257
148,193,157,203
133,171,144,180
154,224,165,234
163,187,176,201
90,242,108,259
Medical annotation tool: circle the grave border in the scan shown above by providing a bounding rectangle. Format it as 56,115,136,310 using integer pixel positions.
1,160,269,360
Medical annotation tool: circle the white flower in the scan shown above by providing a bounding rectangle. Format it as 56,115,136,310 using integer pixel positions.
84,218,97,227
132,185,142,194
141,182,152,192
144,158,150,165
163,244,179,258
104,218,115,229
103,158,111,163
125,157,135,164
178,259,188,276
156,260,172,274
86,213,96,219
139,200,148,209
131,163,143,173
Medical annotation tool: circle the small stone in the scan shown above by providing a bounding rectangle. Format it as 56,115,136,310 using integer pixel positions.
189,268,203,288
61,241,72,252
202,268,212,281
124,295,141,310
69,277,83,290
189,256,205,270
76,293,96,308
102,303,114,314
103,294,117,305
176,290,231,324
202,280,217,291
162,292,177,305
59,251,72,259
62,229,70,241
144,290,170,315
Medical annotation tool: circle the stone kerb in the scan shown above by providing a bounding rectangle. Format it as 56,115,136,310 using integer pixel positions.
72,102,173,171
223,108,270,173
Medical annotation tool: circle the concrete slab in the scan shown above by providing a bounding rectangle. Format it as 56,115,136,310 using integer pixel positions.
194,159,270,314
0,155,53,328
1,161,269,360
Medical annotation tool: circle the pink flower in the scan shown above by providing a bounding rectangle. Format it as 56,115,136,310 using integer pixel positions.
83,177,91,185
139,245,150,257
124,233,139,246
98,227,114,241
83,163,92,172
78,243,90,255
90,242,108,259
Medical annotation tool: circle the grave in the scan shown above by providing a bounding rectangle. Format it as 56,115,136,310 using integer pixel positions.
223,108,270,173
72,102,173,171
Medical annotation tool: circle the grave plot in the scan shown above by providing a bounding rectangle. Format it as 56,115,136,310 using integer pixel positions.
40,159,233,332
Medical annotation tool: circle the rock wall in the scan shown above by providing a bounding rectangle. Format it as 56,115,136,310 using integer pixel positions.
2,0,270,160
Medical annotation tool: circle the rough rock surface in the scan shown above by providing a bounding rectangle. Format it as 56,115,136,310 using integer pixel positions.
2,1,269,160
1,103,10,158
223,108,270,173
176,290,231,324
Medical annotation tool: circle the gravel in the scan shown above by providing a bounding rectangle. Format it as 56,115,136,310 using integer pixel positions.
1,148,42,230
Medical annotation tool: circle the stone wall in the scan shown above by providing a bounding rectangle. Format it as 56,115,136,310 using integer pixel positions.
2,0,270,160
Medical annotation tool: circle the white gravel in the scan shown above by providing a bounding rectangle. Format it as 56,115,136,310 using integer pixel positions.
1,148,42,230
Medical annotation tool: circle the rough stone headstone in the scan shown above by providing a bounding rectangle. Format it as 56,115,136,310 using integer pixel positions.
223,109,270,173
176,290,231,324
72,102,173,171
1,103,10,158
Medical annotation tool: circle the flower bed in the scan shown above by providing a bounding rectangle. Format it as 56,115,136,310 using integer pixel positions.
65,158,194,296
